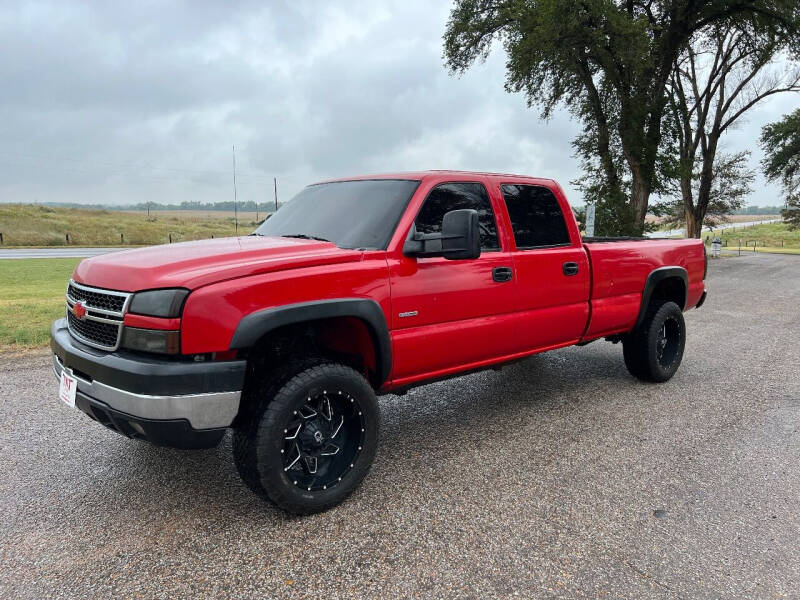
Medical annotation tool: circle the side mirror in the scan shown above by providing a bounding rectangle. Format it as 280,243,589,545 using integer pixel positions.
441,209,480,260
402,209,481,260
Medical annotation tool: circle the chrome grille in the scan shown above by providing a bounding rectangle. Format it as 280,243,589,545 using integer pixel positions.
67,282,126,312
66,280,131,351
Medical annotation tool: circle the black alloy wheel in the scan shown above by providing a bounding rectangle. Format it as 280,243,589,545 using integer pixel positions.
282,389,365,492
623,301,686,383
233,361,379,514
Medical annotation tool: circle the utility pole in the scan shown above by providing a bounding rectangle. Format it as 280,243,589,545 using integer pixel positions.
232,145,238,235
274,177,278,213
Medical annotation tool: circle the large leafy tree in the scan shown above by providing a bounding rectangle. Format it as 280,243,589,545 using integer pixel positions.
444,0,800,235
666,25,799,237
761,108,800,228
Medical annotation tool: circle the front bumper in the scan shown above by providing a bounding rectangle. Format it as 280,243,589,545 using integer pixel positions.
51,318,246,449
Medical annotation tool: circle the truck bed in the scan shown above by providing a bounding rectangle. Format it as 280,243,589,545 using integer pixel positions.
580,237,706,340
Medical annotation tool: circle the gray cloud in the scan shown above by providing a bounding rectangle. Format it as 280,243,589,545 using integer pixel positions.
0,0,793,208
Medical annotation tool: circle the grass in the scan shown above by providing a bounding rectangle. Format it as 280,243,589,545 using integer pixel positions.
0,204,261,247
703,222,800,254
0,258,81,350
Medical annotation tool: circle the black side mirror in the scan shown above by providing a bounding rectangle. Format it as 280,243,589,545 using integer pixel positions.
402,209,481,260
441,209,480,260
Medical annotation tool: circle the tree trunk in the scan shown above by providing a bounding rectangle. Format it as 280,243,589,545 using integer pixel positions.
693,135,720,238
630,167,651,235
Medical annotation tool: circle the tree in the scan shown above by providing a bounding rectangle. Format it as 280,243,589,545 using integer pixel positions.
444,1,800,235
659,150,754,231
761,108,800,228
667,25,799,237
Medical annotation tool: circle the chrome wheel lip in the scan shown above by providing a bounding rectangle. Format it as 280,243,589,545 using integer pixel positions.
281,389,365,492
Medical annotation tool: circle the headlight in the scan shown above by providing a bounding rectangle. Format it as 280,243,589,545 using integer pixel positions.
121,328,181,354
129,288,189,318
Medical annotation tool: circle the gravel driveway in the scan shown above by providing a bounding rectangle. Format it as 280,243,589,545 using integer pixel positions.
1,253,798,599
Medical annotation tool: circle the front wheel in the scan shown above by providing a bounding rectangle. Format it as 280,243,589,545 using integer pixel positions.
623,301,686,383
233,361,379,515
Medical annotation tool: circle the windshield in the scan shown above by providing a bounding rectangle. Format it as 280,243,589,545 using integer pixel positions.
254,179,420,250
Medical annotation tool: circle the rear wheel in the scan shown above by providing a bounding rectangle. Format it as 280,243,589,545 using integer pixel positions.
233,361,379,515
623,301,685,383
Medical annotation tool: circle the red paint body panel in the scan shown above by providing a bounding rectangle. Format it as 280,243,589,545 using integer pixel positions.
67,171,707,391
123,314,181,330
180,253,391,354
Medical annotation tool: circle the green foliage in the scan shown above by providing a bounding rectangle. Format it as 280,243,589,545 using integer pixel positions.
444,0,800,234
761,108,800,228
657,151,754,229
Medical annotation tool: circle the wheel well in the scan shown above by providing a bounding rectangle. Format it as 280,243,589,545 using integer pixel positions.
649,277,686,310
241,316,380,390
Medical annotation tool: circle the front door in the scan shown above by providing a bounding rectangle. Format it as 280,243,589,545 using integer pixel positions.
388,181,518,384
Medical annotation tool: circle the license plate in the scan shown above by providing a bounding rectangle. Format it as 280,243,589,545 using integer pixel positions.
58,370,77,408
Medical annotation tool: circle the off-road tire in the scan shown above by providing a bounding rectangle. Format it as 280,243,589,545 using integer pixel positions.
233,360,379,515
623,301,686,383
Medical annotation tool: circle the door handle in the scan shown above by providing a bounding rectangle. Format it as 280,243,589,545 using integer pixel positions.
493,266,513,282
563,262,579,276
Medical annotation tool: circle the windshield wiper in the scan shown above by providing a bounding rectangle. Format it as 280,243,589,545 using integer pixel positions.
282,234,332,243
248,232,264,236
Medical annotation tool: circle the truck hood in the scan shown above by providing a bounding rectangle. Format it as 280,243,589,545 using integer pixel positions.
72,236,364,291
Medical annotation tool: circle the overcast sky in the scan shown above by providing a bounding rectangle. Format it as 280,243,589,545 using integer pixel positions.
0,0,796,208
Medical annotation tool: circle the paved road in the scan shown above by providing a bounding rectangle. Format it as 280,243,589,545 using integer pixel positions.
0,247,128,259
1,254,799,599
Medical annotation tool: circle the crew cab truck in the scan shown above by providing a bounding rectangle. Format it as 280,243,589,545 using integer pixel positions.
51,171,707,514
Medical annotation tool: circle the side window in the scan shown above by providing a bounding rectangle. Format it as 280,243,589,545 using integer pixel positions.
415,182,500,251
500,184,571,249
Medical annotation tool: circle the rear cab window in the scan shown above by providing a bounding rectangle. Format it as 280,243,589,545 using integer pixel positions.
500,184,571,249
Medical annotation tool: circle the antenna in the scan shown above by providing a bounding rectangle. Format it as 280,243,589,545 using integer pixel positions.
232,145,238,235
274,177,278,212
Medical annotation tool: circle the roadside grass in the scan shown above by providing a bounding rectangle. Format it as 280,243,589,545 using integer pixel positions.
701,222,800,251
0,204,262,247
719,246,800,255
0,258,80,351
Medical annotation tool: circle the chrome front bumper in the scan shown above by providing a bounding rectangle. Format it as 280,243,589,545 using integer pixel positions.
52,353,241,430
51,318,246,447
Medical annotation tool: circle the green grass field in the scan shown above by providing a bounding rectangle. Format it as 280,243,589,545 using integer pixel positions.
0,258,80,350
0,204,260,247
704,222,800,255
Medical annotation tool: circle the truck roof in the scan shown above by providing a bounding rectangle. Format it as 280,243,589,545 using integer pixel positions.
317,170,558,186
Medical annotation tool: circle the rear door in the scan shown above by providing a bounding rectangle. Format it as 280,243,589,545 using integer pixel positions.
496,182,590,351
388,180,518,383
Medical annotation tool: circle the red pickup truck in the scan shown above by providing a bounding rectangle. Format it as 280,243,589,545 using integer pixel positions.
52,171,707,514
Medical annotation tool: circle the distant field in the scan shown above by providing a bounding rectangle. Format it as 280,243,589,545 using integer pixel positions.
122,209,269,220
0,258,79,350
706,222,800,254
0,204,267,247
648,214,782,227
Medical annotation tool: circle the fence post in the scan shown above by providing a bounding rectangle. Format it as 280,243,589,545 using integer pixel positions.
66,233,70,244
120,233,124,244
0,232,3,244
738,238,741,256
169,233,172,244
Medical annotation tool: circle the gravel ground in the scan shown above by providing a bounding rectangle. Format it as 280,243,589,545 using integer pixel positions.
1,253,799,599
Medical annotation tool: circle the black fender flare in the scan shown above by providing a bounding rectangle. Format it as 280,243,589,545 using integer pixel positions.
229,299,392,387
634,266,689,330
